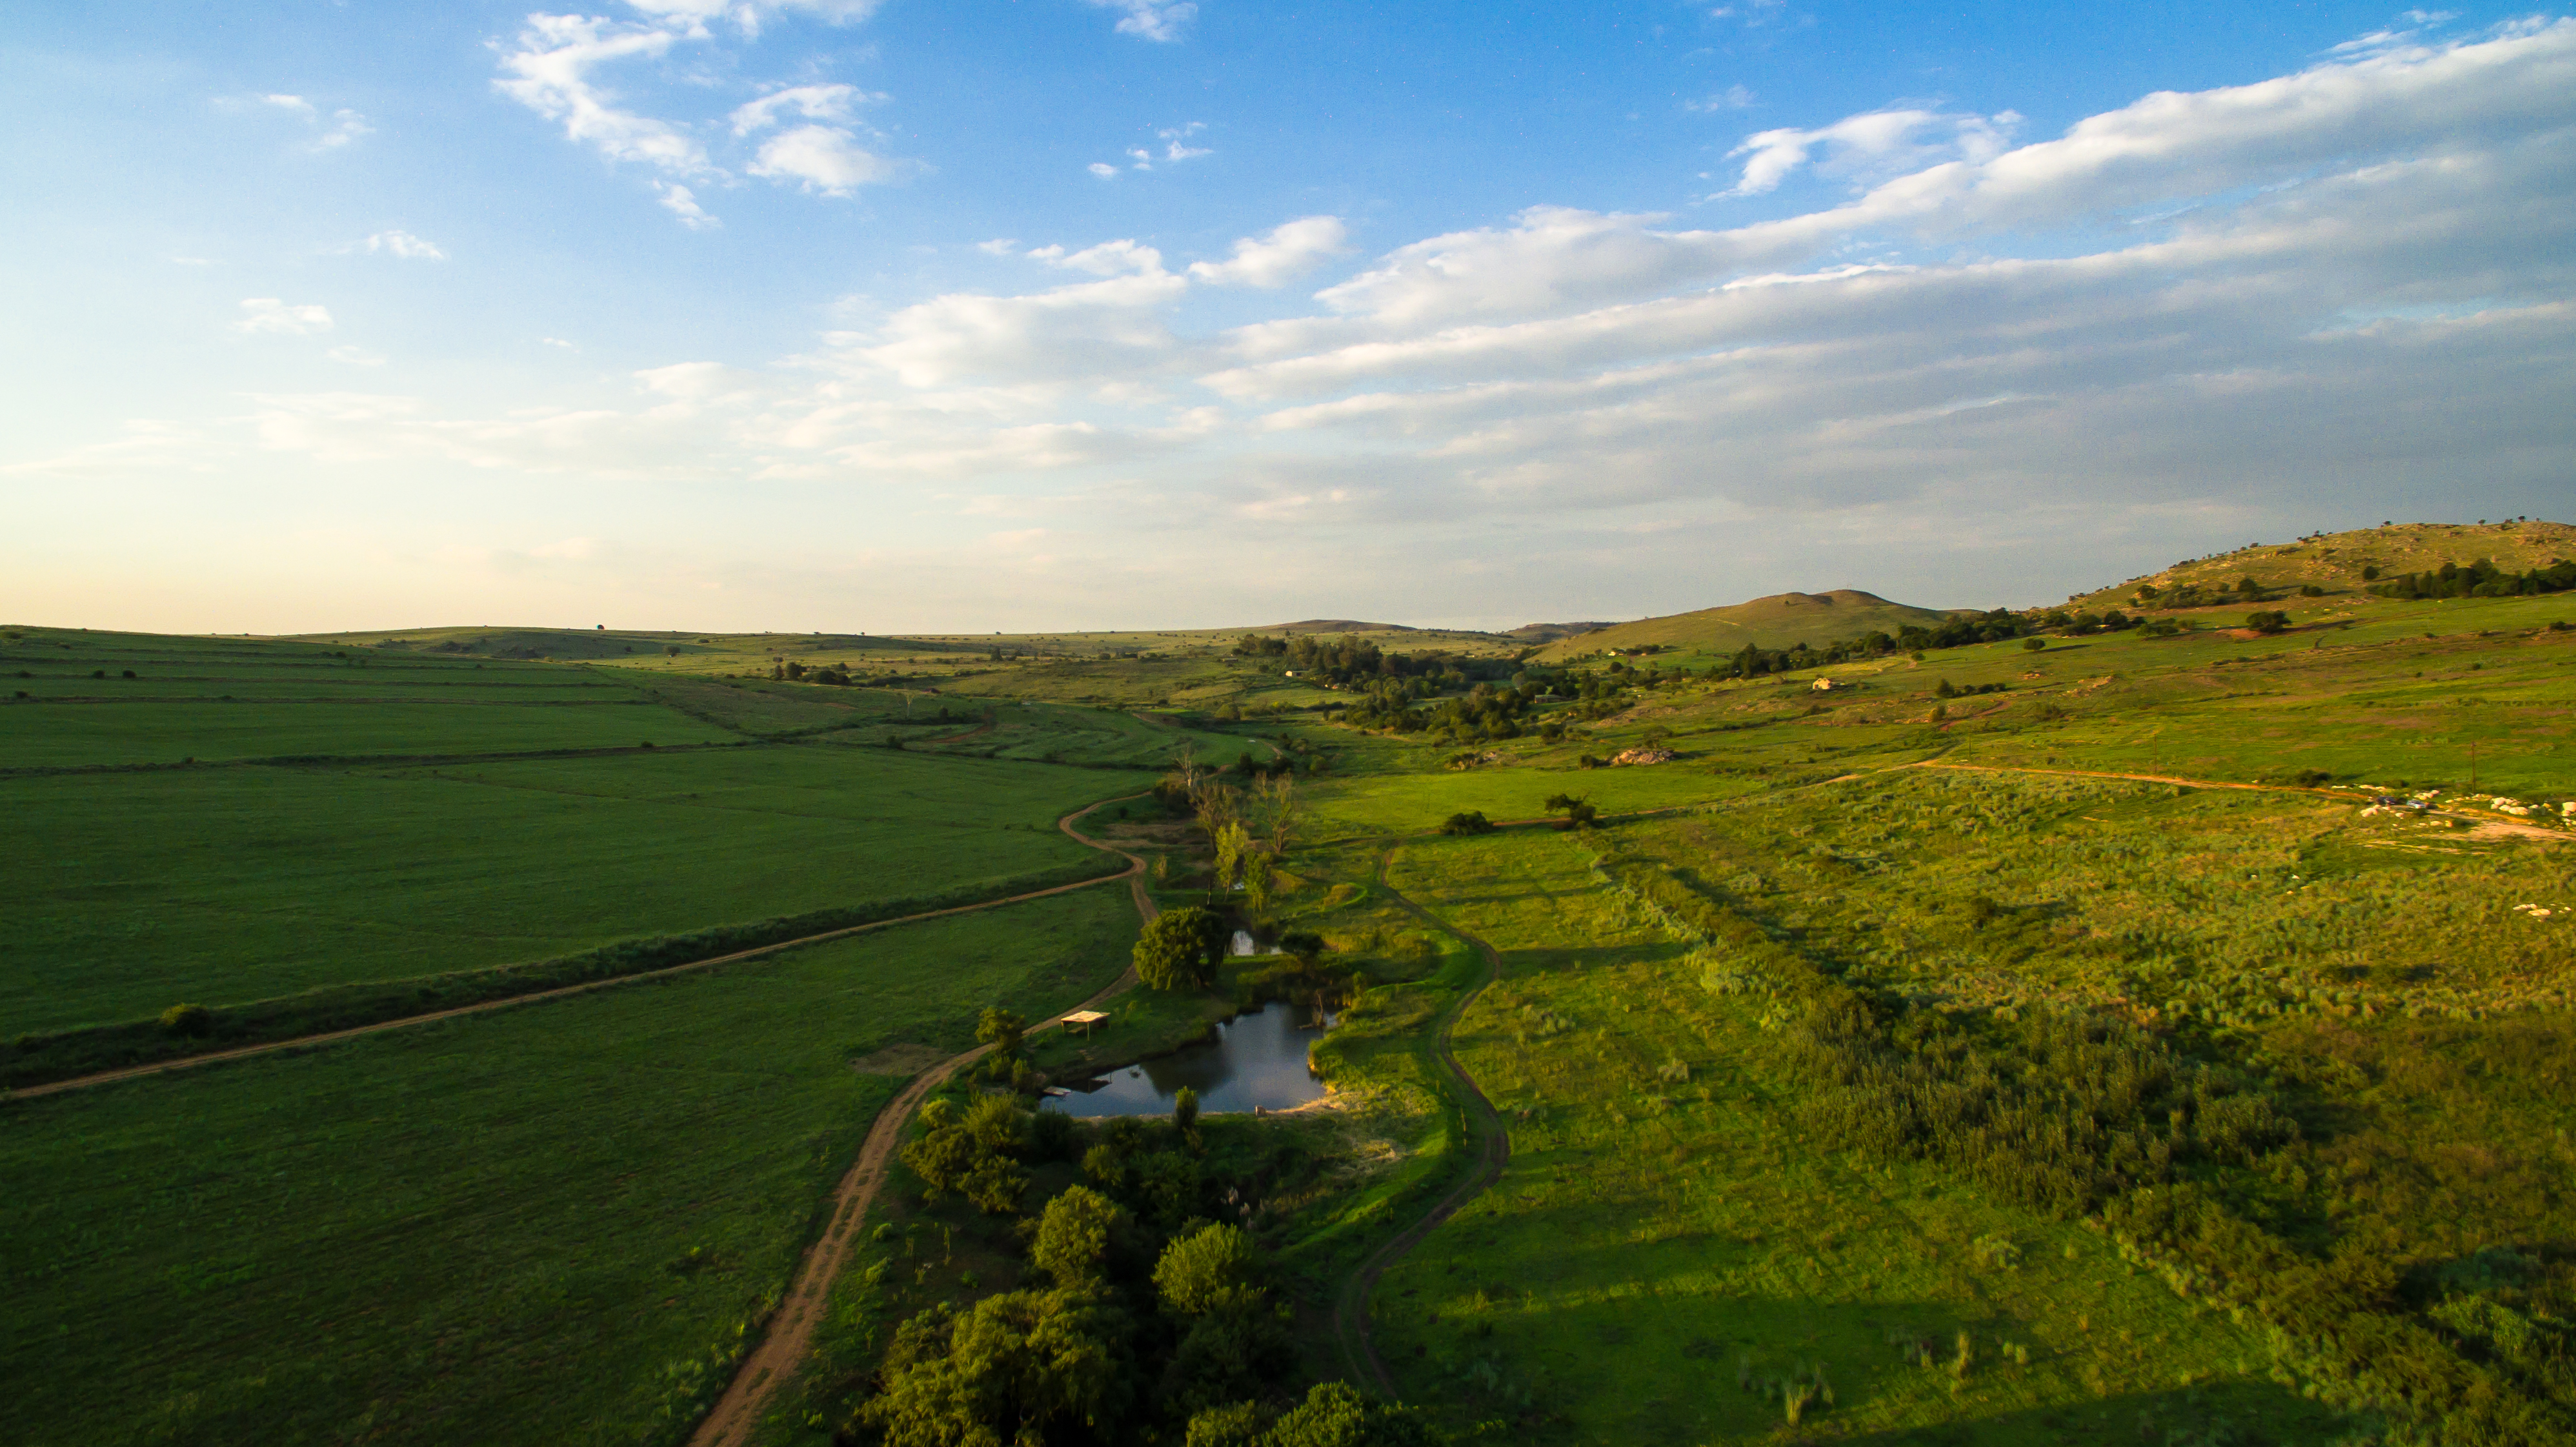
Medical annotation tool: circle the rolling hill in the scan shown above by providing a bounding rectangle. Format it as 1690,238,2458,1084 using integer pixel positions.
1530,589,1955,662
2070,518,2576,611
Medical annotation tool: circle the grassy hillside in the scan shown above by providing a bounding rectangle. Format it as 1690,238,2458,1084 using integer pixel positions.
2071,518,2576,610
1533,589,1954,663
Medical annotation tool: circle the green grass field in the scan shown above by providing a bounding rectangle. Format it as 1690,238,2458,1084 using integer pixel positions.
0,887,1136,1447
11,525,2576,1446
1,745,1147,1033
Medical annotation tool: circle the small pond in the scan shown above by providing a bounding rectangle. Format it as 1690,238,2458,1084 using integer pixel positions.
1042,1000,1332,1117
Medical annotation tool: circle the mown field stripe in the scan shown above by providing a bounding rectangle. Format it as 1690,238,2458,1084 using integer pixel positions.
685,794,1158,1447
13,797,1153,1102
1331,850,1513,1396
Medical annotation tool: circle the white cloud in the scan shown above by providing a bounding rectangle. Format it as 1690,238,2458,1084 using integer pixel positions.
656,181,721,228
257,93,372,150
359,230,447,260
1085,0,1198,43
492,14,709,175
1723,107,2019,196
1687,86,1757,113
1158,122,1211,161
235,298,335,336
1028,239,1165,275
728,83,877,135
976,238,1020,256
1088,162,1120,178
1188,216,1350,287
747,125,897,193
624,0,885,32
542,337,579,349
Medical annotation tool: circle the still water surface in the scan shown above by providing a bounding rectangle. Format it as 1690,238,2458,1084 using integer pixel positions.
1042,1000,1329,1117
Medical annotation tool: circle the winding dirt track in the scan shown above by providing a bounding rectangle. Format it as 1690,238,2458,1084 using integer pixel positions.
1329,851,1512,1396
1903,760,2567,842
685,796,1156,1447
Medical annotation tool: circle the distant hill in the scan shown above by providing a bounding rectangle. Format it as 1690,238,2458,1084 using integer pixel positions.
2069,519,2576,611
1256,619,1418,633
1505,621,1616,643
288,626,970,661
1531,590,1954,662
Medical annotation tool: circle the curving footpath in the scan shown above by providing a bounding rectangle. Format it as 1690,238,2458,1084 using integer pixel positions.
1330,849,1513,1396
686,795,1156,1447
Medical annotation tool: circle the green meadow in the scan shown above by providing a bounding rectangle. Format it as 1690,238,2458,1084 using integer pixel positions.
1,744,1143,1034
0,887,1135,1447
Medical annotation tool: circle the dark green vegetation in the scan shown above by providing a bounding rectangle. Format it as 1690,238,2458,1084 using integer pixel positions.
0,890,1137,1447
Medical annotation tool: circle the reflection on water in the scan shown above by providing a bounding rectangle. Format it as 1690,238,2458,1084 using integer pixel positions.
1043,1000,1331,1117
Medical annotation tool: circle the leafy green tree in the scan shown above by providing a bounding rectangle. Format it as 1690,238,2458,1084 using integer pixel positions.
964,1095,1026,1155
862,1290,1136,1446
1136,907,1227,991
1277,929,1326,964
1172,1085,1201,1139
976,1007,1027,1060
2248,609,2291,634
1154,1222,1262,1317
1212,822,1249,891
1185,1401,1269,1447
1033,1186,1123,1289
1258,1382,1442,1446
1439,811,1494,835
1241,849,1276,911
900,1124,981,1204
2022,638,2046,652
963,1155,1027,1216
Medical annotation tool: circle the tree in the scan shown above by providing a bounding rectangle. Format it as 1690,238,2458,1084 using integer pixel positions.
1440,811,1494,835
976,1007,1027,1060
2022,638,2046,652
1154,1222,1262,1317
160,1002,212,1037
1212,822,1252,891
1135,907,1227,991
863,1290,1136,1447
1032,1186,1123,1289
1258,1382,1442,1447
1542,794,1595,829
1250,773,1303,856
2248,609,2291,634
1173,1084,1201,1138
664,643,682,656
1277,929,1325,964
1241,849,1276,911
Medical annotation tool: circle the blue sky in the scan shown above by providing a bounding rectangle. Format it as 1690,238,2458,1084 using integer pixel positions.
5,2,2573,632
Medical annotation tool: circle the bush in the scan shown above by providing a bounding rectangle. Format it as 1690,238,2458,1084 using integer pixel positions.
2247,609,2291,634
1439,810,1494,835
1135,907,1227,991
2021,638,2046,652
1032,1185,1123,1288
159,1003,212,1037
1154,1222,1262,1317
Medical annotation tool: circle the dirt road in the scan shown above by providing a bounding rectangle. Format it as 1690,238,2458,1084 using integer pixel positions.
684,795,1155,1447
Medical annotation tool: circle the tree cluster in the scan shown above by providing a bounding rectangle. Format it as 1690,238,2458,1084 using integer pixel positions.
869,1100,1436,1446
2371,556,2576,600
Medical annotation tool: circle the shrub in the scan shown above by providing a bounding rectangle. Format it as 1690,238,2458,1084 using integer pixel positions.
1134,907,1227,991
2247,609,2291,634
2021,638,2046,652
1439,810,1494,835
1173,1084,1201,1138
159,1003,212,1037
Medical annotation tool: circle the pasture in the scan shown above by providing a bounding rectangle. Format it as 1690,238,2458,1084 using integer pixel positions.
1,744,1147,1035
0,887,1136,1447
